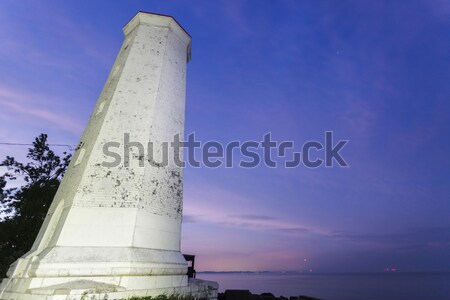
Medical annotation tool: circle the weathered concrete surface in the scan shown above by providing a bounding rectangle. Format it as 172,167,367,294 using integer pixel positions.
0,12,217,300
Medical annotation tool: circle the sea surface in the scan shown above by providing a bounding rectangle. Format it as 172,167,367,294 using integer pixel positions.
197,272,450,300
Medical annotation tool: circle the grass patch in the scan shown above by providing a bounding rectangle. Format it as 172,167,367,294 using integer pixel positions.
80,293,208,300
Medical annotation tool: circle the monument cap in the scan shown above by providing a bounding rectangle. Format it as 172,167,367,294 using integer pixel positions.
123,11,192,62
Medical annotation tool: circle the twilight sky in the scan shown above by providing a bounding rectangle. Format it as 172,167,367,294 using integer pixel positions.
0,1,449,273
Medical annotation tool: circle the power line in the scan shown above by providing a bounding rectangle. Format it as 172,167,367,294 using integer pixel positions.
0,142,75,151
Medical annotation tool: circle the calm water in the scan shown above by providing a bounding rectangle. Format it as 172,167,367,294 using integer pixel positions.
197,272,450,300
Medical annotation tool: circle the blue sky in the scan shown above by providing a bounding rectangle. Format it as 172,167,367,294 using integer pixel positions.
0,0,449,272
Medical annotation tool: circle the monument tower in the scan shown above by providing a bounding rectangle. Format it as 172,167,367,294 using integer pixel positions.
0,12,217,300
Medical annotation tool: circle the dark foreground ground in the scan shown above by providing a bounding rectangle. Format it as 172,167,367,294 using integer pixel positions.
219,290,321,300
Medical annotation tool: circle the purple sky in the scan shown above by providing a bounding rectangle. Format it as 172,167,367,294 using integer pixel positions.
1,1,449,273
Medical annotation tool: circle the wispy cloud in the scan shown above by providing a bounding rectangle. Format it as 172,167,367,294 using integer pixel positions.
0,85,84,135
44,13,117,68
0,2,116,73
330,227,450,251
183,214,198,224
183,181,327,236
228,214,276,221
220,0,254,36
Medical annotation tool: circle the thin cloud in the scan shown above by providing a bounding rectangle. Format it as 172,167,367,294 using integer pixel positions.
229,214,276,221
330,227,450,250
0,85,84,134
276,227,310,235
183,214,198,224
183,184,326,236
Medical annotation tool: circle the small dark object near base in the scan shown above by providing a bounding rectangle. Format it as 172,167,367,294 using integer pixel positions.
183,254,196,278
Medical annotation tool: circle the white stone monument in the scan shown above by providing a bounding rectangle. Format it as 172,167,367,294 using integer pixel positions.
0,12,218,300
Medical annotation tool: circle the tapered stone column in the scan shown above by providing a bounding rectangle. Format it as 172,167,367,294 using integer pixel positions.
0,12,217,300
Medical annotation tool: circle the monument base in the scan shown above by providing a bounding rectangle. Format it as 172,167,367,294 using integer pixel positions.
0,277,218,300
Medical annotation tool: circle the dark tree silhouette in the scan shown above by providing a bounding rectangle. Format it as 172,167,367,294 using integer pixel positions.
0,134,71,278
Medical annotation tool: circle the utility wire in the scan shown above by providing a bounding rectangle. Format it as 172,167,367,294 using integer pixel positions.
0,142,75,151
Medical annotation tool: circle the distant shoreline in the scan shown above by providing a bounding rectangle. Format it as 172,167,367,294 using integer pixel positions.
198,270,450,274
